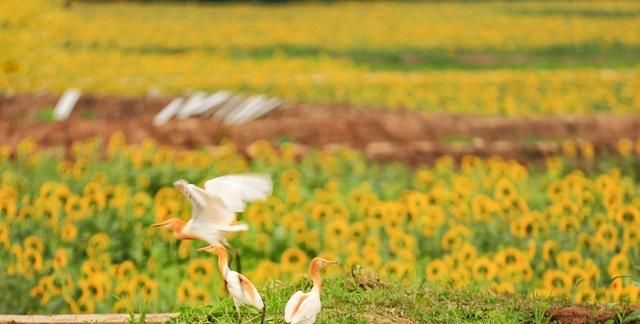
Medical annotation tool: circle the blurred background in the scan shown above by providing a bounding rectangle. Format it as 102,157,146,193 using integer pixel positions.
2,0,640,320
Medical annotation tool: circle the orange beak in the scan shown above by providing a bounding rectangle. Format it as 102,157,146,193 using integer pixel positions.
151,220,171,228
198,245,217,253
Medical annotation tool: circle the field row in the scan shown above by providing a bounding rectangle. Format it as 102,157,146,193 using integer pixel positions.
1,136,640,314
3,1,640,115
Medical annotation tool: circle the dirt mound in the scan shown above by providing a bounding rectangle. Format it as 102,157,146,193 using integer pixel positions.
3,94,640,164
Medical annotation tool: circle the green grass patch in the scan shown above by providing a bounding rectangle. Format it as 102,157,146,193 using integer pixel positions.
169,272,570,324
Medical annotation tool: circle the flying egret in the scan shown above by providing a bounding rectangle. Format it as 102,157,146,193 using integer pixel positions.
151,173,272,271
199,244,265,324
284,257,338,324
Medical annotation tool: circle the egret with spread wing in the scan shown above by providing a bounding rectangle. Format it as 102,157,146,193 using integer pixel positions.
151,173,272,271
284,257,338,324
200,244,265,324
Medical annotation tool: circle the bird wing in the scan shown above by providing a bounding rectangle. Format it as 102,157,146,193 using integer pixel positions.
289,292,321,324
204,174,272,215
175,180,240,244
284,291,310,323
237,273,264,309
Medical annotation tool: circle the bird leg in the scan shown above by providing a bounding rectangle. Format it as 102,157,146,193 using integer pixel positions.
260,303,266,324
224,242,242,273
234,300,241,324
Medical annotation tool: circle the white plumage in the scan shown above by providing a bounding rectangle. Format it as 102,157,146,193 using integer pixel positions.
284,257,337,324
284,290,321,324
175,173,272,245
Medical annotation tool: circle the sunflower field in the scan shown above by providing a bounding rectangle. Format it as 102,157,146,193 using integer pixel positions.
1,135,640,314
2,0,640,115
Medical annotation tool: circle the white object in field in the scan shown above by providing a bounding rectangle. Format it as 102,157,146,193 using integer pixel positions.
227,96,282,125
224,95,266,125
177,91,207,119
153,97,184,126
244,97,283,123
193,91,232,117
213,94,246,121
53,89,81,121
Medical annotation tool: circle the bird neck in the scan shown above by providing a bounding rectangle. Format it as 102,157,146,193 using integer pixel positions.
310,262,323,293
170,218,186,236
215,250,230,276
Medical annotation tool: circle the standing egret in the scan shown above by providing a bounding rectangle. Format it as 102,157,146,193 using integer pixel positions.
199,244,265,324
284,257,338,324
151,174,272,271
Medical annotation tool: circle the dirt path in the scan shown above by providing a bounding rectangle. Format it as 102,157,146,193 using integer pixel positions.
0,313,177,324
3,94,640,164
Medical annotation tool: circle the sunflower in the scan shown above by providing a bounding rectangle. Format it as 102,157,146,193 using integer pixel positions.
494,178,517,200
383,261,410,282
617,138,633,156
0,223,8,248
361,247,382,269
623,227,640,246
348,221,367,243
22,249,43,274
567,267,590,288
136,275,158,301
542,270,572,297
490,282,515,294
188,258,214,284
471,257,497,281
574,287,597,304
23,235,44,255
412,169,434,190
87,233,111,257
17,205,36,221
389,231,416,255
249,260,281,285
177,240,192,260
615,205,640,227
472,195,498,222
112,298,133,313
325,218,349,244
177,280,195,303
424,260,448,284
365,203,386,228
557,251,583,270
64,195,89,220
594,223,618,251
80,278,106,301
449,268,471,288
115,261,137,280
133,192,152,218
115,280,136,300
280,247,308,273
542,240,559,264
557,215,580,234
311,203,333,222
72,297,95,314
608,253,630,277
441,225,471,251
52,249,68,271
494,247,526,268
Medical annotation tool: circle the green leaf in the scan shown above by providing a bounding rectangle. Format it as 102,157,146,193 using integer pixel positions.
622,310,640,323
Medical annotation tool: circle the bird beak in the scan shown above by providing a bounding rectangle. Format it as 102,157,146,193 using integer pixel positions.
326,260,339,265
198,245,214,253
151,220,171,228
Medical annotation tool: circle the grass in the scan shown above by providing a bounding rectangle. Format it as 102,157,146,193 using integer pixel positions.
169,270,569,324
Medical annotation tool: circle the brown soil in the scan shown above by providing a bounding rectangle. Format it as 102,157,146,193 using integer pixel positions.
3,94,640,164
546,306,639,324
